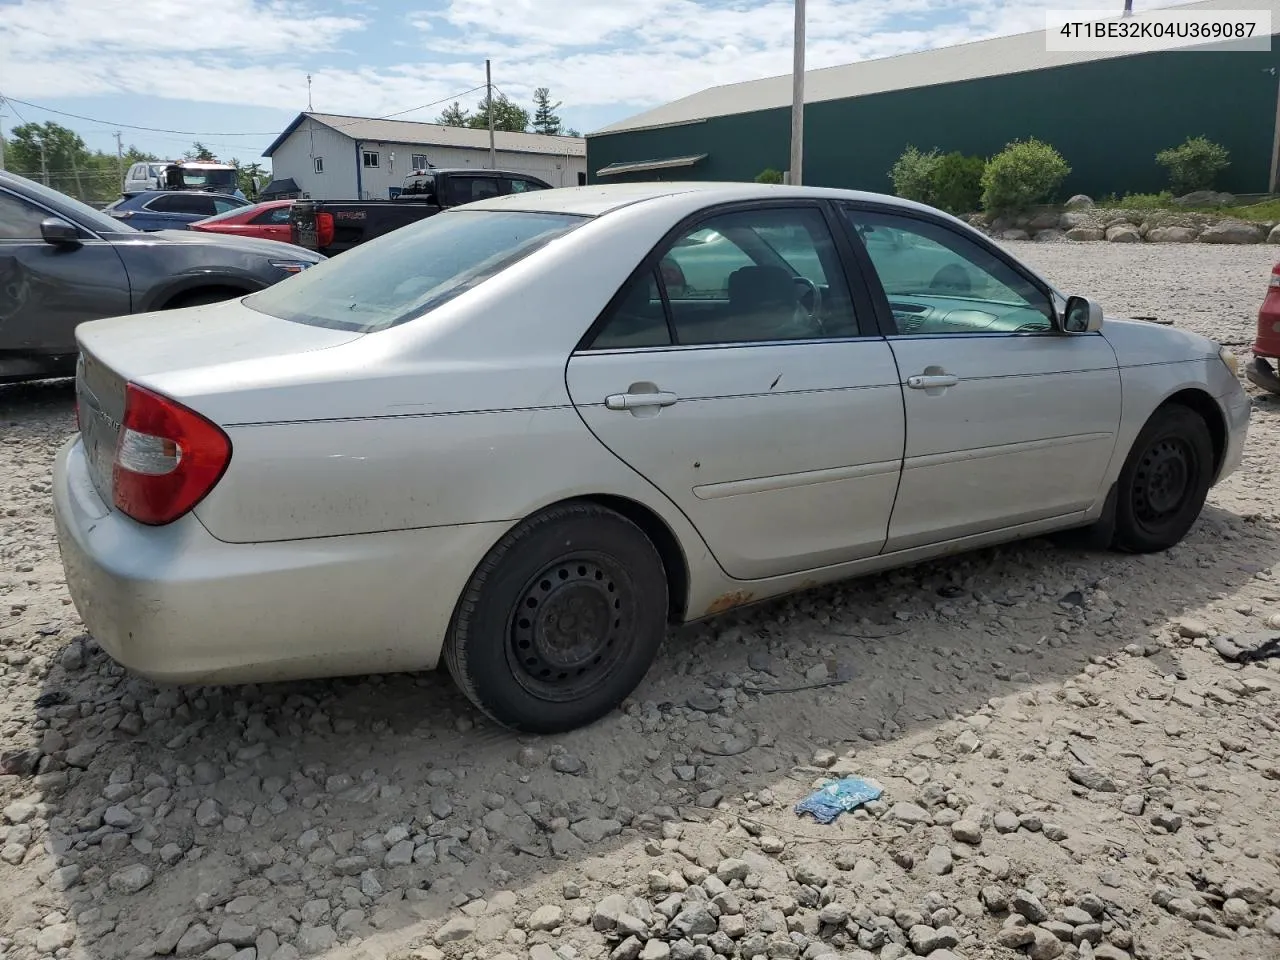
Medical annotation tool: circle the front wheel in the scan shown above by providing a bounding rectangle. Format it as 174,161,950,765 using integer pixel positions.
444,502,668,733
1112,404,1215,553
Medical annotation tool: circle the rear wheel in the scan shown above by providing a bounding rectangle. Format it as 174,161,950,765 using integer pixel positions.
444,502,668,733
1113,404,1214,553
164,288,246,309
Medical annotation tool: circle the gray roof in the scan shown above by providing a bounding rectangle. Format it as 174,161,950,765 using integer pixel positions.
265,112,585,158
593,0,1279,136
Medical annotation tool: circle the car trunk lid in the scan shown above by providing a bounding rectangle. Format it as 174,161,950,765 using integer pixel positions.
74,297,363,506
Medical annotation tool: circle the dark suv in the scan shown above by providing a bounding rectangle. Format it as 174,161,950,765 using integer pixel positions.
0,170,323,383
103,190,249,232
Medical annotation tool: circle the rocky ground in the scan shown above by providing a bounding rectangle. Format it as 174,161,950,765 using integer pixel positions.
1,241,1279,960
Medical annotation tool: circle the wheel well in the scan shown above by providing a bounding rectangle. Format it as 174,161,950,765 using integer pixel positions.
575,494,689,624
1161,388,1227,475
161,285,252,309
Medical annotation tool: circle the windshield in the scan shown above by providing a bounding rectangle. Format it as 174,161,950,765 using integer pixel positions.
196,201,273,224
401,172,435,196
181,168,237,190
246,209,586,333
10,173,137,233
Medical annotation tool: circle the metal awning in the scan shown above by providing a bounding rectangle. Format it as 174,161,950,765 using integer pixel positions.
595,154,708,177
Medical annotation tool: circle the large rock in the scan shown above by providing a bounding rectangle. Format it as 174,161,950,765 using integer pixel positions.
1028,211,1062,231
1105,223,1141,243
1035,229,1064,242
1199,220,1263,243
1000,229,1031,241
1065,227,1105,241
1147,225,1199,243
1268,224,1280,244
1172,190,1234,207
1064,194,1094,209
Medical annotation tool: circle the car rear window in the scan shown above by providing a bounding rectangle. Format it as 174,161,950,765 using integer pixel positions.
245,209,586,333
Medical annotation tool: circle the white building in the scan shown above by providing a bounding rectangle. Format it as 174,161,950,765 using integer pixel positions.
262,112,588,201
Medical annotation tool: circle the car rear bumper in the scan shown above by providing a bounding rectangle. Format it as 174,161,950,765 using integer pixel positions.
52,437,509,685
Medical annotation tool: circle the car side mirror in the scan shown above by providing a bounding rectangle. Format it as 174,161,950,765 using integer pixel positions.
41,217,81,246
1062,295,1103,333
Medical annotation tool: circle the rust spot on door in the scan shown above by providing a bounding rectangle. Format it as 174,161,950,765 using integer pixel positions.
706,590,753,615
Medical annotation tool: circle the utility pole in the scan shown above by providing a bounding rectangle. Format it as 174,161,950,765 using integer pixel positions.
0,100,6,172
486,59,496,169
306,74,313,111
1123,0,1133,15
115,131,124,192
789,0,806,185
38,137,48,186
71,153,83,199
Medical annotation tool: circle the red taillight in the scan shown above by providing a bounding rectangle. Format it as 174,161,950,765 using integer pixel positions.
112,384,231,526
315,212,335,249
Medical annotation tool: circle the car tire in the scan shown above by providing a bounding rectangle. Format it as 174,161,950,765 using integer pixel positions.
444,501,669,734
1112,403,1215,553
164,288,243,309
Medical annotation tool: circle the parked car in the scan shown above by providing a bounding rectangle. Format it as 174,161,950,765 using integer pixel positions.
53,182,1249,733
0,170,322,383
289,168,553,256
103,190,249,232
190,200,294,243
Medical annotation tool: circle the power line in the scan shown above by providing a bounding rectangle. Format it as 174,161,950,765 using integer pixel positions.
0,86,491,139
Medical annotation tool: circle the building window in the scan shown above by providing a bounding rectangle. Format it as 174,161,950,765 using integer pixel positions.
362,151,380,169
411,154,429,171
313,156,324,174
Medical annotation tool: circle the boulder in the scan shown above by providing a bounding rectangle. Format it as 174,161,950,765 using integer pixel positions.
1105,223,1141,243
1000,229,1030,241
1172,190,1234,207
1147,225,1199,243
1199,219,1263,244
1065,227,1105,241
1269,224,1280,244
1059,211,1092,229
1034,228,1064,242
1028,210,1062,231
1064,194,1094,209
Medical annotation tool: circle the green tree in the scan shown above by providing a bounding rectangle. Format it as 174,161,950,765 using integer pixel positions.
755,168,784,184
437,102,469,127
980,138,1071,212
229,157,267,198
564,128,581,137
6,121,90,182
888,145,940,205
1156,136,1230,194
467,93,530,133
532,87,563,135
184,141,217,161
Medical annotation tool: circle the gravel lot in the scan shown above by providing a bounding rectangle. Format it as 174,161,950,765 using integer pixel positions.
1,241,1279,960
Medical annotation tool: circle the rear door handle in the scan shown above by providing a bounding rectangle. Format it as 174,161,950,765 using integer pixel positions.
605,391,678,410
906,374,958,389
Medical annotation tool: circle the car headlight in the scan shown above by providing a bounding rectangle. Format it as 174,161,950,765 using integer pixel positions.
270,259,312,275
1219,346,1240,378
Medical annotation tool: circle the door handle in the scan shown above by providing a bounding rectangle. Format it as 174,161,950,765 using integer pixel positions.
605,391,678,410
906,374,959,390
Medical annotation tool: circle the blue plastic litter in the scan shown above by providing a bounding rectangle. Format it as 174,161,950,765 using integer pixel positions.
794,776,883,824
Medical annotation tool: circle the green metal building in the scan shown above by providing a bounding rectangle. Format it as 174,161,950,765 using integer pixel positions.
588,0,1280,198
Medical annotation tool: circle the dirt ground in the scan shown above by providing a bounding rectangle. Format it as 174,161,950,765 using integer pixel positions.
0,240,1278,960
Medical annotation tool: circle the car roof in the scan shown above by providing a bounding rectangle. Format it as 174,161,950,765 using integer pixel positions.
127,190,245,201
459,181,944,218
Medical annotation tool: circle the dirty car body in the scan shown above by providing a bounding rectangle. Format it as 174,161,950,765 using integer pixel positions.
52,182,1250,733
0,170,322,383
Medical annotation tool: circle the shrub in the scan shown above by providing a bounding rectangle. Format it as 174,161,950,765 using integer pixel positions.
755,168,784,184
888,145,939,204
1156,136,1230,194
930,152,986,214
980,138,1071,212
1115,191,1174,210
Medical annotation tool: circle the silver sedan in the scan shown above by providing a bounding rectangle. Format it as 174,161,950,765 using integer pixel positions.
53,182,1250,733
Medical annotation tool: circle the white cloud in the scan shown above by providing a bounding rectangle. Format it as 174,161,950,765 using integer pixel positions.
0,0,1209,131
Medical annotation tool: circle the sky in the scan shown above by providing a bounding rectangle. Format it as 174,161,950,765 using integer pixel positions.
0,0,1203,166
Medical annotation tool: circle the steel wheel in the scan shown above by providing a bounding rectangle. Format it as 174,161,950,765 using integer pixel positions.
507,553,633,702
1131,436,1195,530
